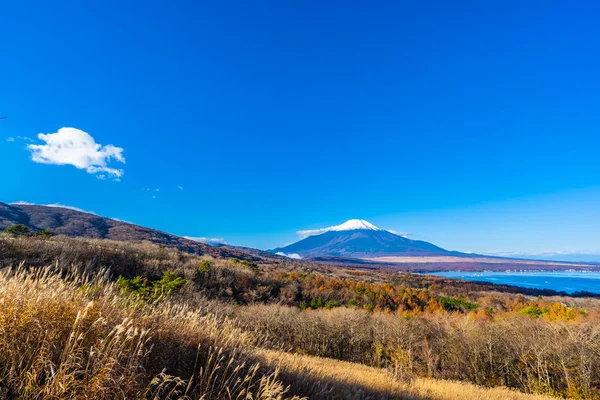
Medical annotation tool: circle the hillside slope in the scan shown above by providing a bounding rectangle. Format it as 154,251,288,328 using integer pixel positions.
0,201,250,259
256,348,555,400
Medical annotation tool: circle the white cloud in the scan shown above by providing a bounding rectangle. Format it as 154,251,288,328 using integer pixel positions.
275,252,302,260
10,201,96,215
177,186,183,190
185,236,228,246
45,203,96,214
6,137,14,142
297,227,332,239
27,127,125,179
387,229,409,238
111,217,135,224
487,250,600,257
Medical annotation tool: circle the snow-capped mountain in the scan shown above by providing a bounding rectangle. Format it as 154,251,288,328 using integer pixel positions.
271,219,457,259
297,219,382,238
321,219,381,232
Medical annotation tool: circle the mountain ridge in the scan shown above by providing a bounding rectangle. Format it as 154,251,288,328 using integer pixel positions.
0,201,258,260
3,205,594,271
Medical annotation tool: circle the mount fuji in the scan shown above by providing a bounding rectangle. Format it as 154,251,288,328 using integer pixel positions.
271,219,460,259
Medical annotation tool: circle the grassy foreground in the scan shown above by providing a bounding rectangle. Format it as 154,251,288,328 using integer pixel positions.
0,264,557,400
256,349,555,400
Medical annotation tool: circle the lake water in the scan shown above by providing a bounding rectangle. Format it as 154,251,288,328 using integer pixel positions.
429,271,600,294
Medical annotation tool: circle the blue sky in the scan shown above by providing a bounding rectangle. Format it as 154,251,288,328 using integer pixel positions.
1,1,599,254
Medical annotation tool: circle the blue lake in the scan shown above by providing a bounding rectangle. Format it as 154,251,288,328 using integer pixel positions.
429,271,600,294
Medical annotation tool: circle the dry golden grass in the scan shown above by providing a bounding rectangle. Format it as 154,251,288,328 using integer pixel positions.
0,261,586,399
254,348,556,400
0,265,301,399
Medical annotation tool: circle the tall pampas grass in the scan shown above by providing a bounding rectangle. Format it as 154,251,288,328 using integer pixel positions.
0,265,300,399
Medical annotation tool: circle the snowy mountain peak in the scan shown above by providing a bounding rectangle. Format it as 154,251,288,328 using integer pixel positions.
272,218,451,257
331,219,382,232
296,219,382,238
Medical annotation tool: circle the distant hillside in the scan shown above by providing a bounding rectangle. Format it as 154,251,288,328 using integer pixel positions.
0,202,252,259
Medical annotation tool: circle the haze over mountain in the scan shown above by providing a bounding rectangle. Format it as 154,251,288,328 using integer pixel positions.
488,252,600,264
271,219,462,259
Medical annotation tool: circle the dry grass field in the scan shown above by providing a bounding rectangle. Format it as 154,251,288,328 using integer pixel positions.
0,263,560,400
255,348,556,400
1,236,599,399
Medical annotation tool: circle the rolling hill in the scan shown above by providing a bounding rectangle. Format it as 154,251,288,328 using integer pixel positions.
0,201,254,259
